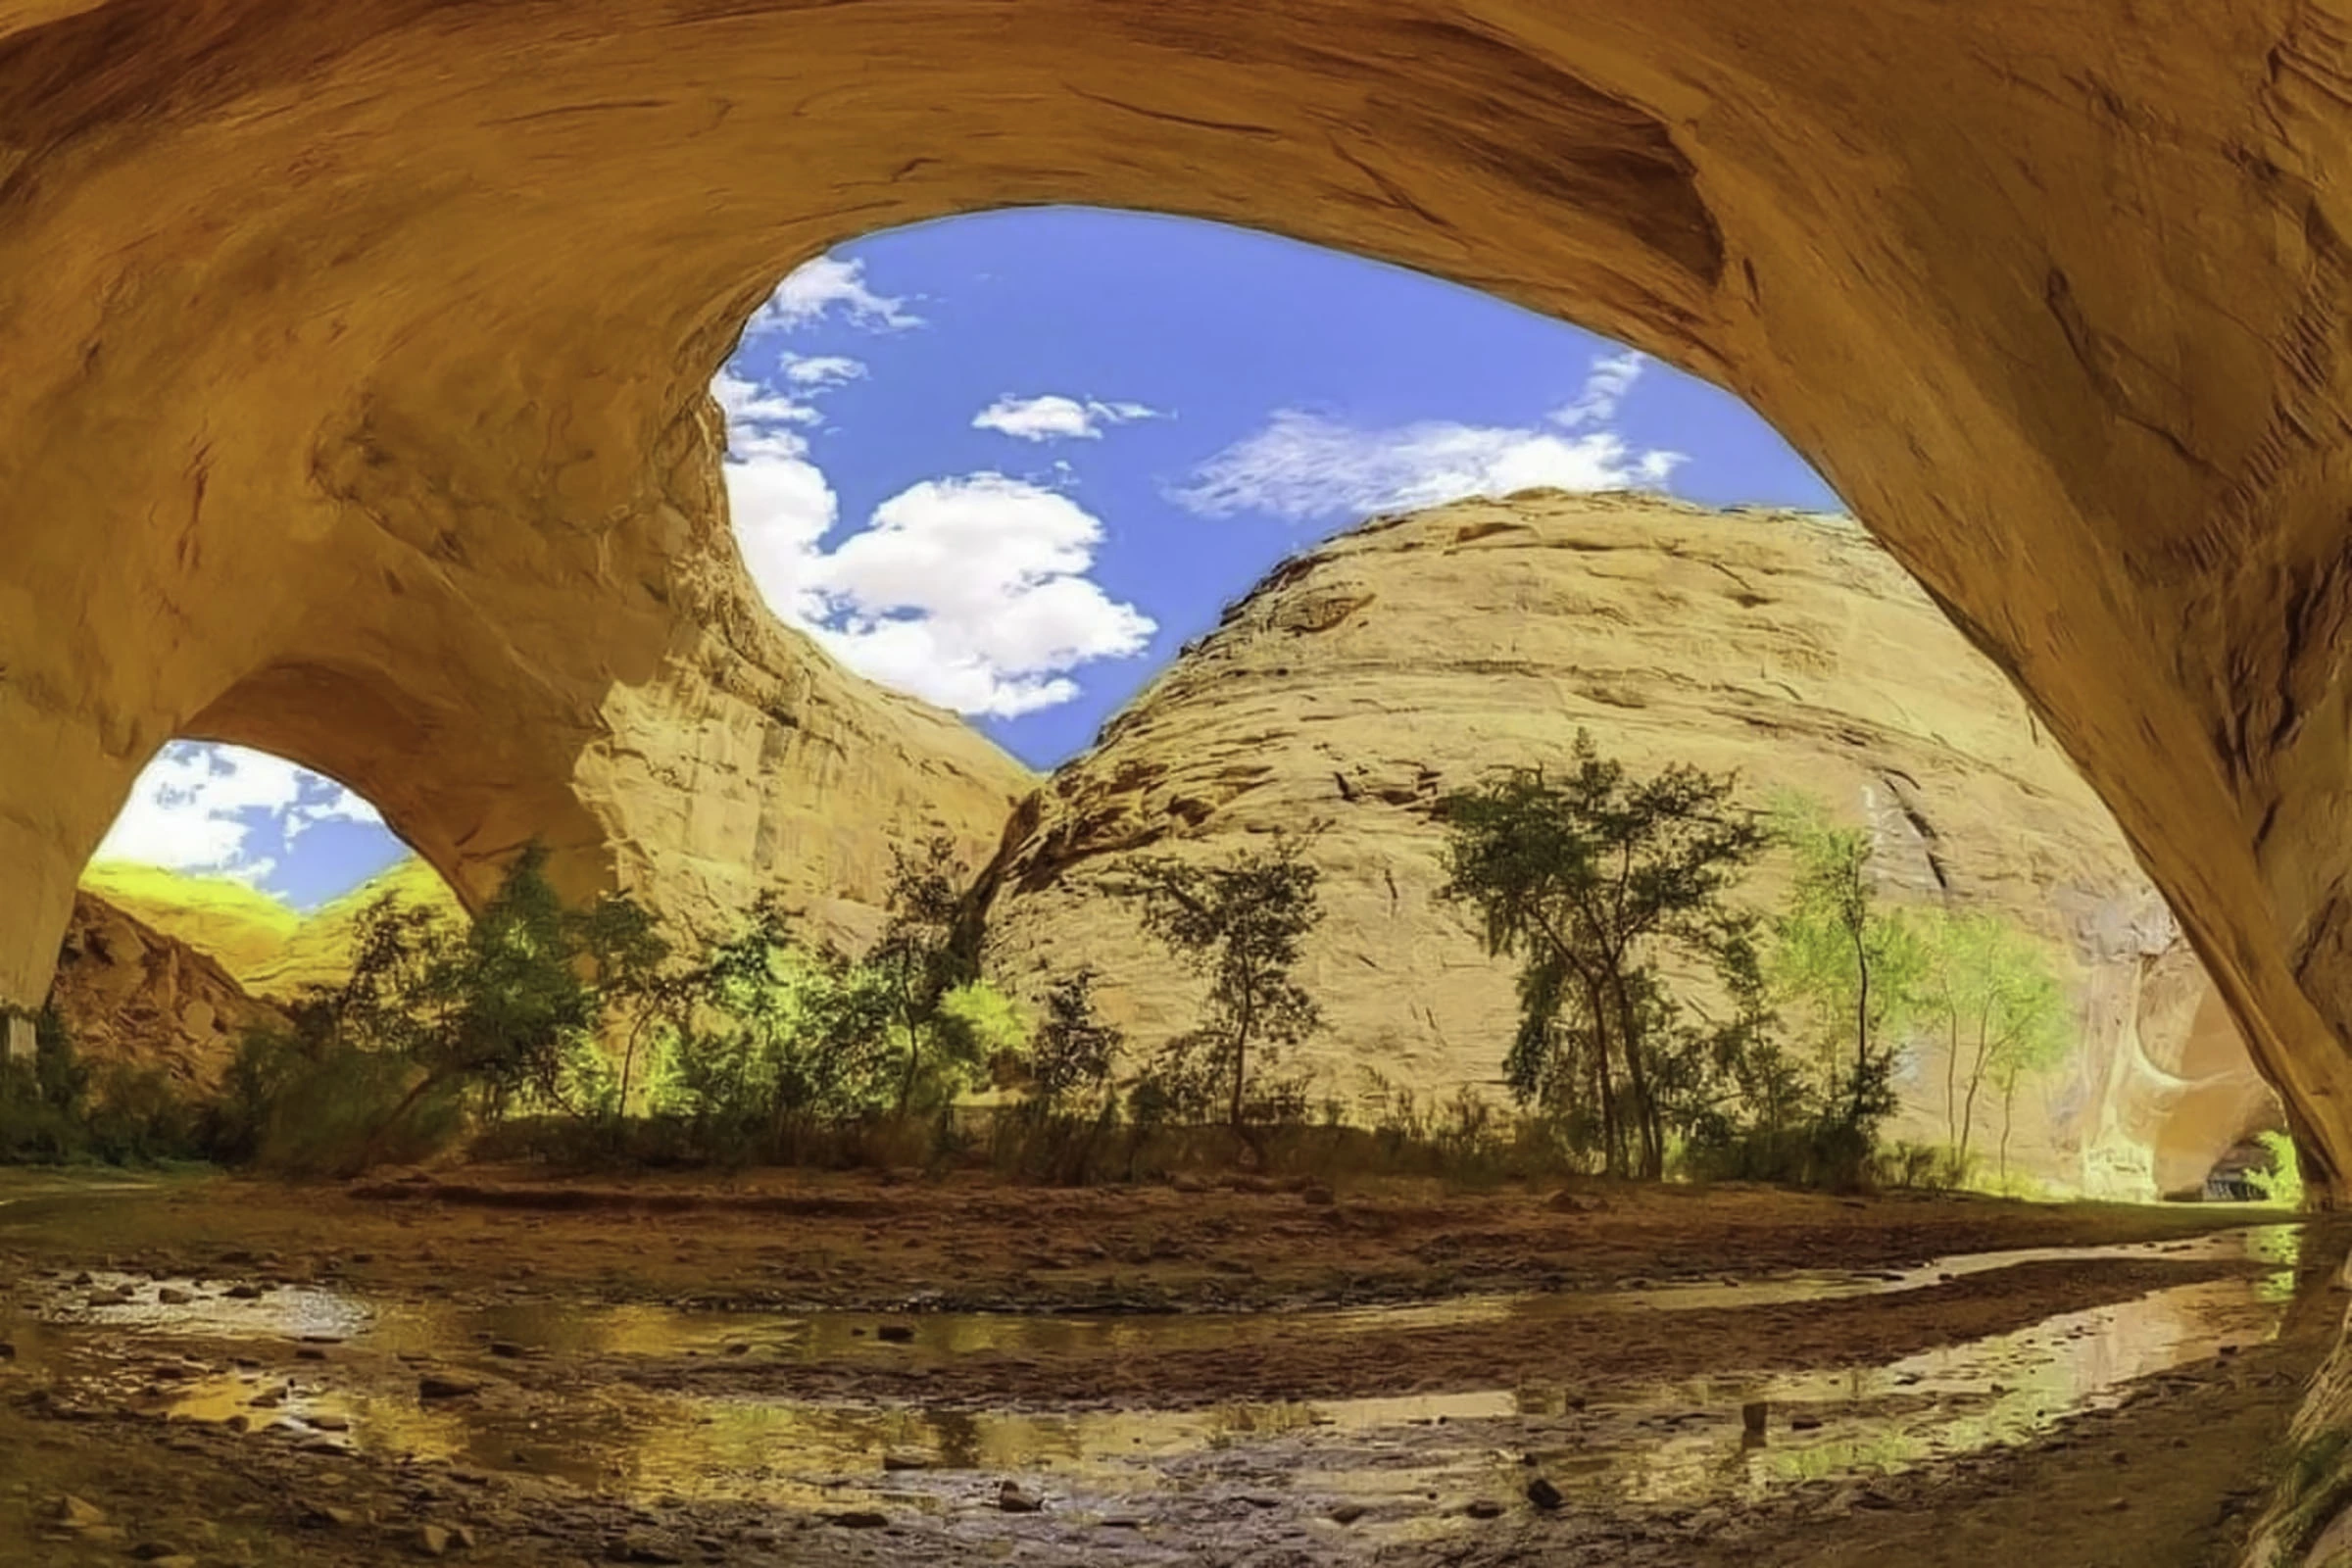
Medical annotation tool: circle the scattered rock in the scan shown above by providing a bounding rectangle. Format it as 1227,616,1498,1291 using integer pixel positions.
301,1504,362,1529
821,1510,888,1530
875,1323,916,1344
418,1374,485,1400
882,1449,937,1472
1329,1503,1368,1525
1526,1477,1564,1511
156,1287,191,1305
1465,1499,1506,1519
224,1284,265,1300
998,1481,1044,1513
47,1494,107,1528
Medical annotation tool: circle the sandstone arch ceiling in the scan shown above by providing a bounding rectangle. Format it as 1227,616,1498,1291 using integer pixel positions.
4,1,2351,1183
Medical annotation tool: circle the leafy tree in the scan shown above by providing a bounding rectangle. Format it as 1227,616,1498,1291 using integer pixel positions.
356,842,596,1159
1765,793,1927,1141
2248,1128,2305,1207
872,834,979,1113
678,898,899,1142
1110,832,1325,1135
1440,734,1769,1178
1919,908,2069,1166
571,888,679,1117
1027,968,1124,1113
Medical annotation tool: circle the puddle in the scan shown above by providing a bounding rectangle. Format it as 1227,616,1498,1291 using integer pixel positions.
13,1221,2301,1361
0,1226,2303,1533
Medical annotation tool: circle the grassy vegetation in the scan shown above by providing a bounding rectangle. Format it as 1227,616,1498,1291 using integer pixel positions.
77,862,301,982
240,858,464,999
38,741,2109,1198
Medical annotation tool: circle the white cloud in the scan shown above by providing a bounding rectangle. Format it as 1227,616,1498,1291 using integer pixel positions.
1172,351,1683,523
972,394,1162,443
745,255,920,335
93,742,380,883
781,355,867,390
720,377,1153,718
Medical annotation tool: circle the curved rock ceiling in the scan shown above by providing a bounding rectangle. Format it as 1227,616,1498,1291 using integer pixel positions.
5,2,2351,1191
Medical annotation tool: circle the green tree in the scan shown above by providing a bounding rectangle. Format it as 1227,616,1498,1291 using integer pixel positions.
357,842,595,1160
572,888,678,1117
1110,832,1324,1135
1765,793,1926,1140
1440,734,1769,1178
871,834,979,1113
1027,968,1123,1113
1919,908,2069,1167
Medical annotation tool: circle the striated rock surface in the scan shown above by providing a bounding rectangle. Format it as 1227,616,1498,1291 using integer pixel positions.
47,893,289,1094
974,494,2277,1195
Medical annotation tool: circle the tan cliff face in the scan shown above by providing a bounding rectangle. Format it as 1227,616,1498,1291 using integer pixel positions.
972,493,2277,1197
7,2,2352,1200
47,893,290,1096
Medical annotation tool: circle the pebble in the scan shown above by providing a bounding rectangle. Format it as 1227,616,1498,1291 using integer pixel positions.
998,1480,1044,1513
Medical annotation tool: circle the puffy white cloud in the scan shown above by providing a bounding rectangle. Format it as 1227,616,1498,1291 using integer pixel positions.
781,354,867,389
93,742,380,883
804,475,1155,717
721,373,1153,718
1172,352,1683,523
972,394,1161,443
745,255,919,335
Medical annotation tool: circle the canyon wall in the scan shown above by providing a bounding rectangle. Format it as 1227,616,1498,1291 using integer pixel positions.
974,494,2278,1197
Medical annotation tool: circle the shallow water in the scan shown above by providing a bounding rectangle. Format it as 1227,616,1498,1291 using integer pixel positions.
0,1222,2302,1531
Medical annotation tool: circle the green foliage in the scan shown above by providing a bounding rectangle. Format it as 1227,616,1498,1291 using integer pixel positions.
872,834,980,1114
0,1006,91,1162
1111,832,1325,1135
1917,906,2070,1179
2249,1128,2305,1207
1027,969,1123,1112
1440,732,1771,1177
1764,792,1927,1142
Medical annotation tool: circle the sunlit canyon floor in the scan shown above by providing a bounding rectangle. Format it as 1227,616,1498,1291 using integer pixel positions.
2,1170,2342,1567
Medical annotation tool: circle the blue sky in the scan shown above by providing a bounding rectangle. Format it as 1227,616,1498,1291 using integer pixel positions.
95,206,1838,910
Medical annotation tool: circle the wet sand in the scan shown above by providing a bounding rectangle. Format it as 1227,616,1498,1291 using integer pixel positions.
0,1168,2339,1566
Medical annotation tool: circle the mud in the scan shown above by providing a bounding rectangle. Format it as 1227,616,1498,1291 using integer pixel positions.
0,1169,2342,1567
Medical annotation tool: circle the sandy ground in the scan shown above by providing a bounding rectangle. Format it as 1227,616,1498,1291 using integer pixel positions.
0,1168,2341,1568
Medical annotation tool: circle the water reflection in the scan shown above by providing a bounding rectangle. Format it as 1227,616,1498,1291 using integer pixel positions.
4,1223,2304,1531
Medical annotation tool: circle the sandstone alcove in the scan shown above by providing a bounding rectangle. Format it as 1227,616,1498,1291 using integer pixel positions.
7,2,2347,1202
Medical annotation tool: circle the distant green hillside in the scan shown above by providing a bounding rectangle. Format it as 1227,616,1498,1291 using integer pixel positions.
242,858,465,999
77,862,301,981
77,857,463,1001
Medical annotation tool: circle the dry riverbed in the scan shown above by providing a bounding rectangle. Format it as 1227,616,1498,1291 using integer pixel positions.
0,1167,2341,1566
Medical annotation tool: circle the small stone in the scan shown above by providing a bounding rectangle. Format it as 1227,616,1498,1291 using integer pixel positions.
876,1323,916,1344
821,1510,888,1530
998,1481,1044,1513
416,1523,454,1556
157,1287,191,1305
1790,1414,1824,1432
309,1413,350,1432
1526,1477,1565,1511
296,1347,328,1362
1741,1400,1770,1437
302,1504,362,1529
224,1284,264,1300
881,1449,936,1472
1329,1503,1368,1526
418,1374,484,1400
1465,1498,1506,1519
48,1494,106,1528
